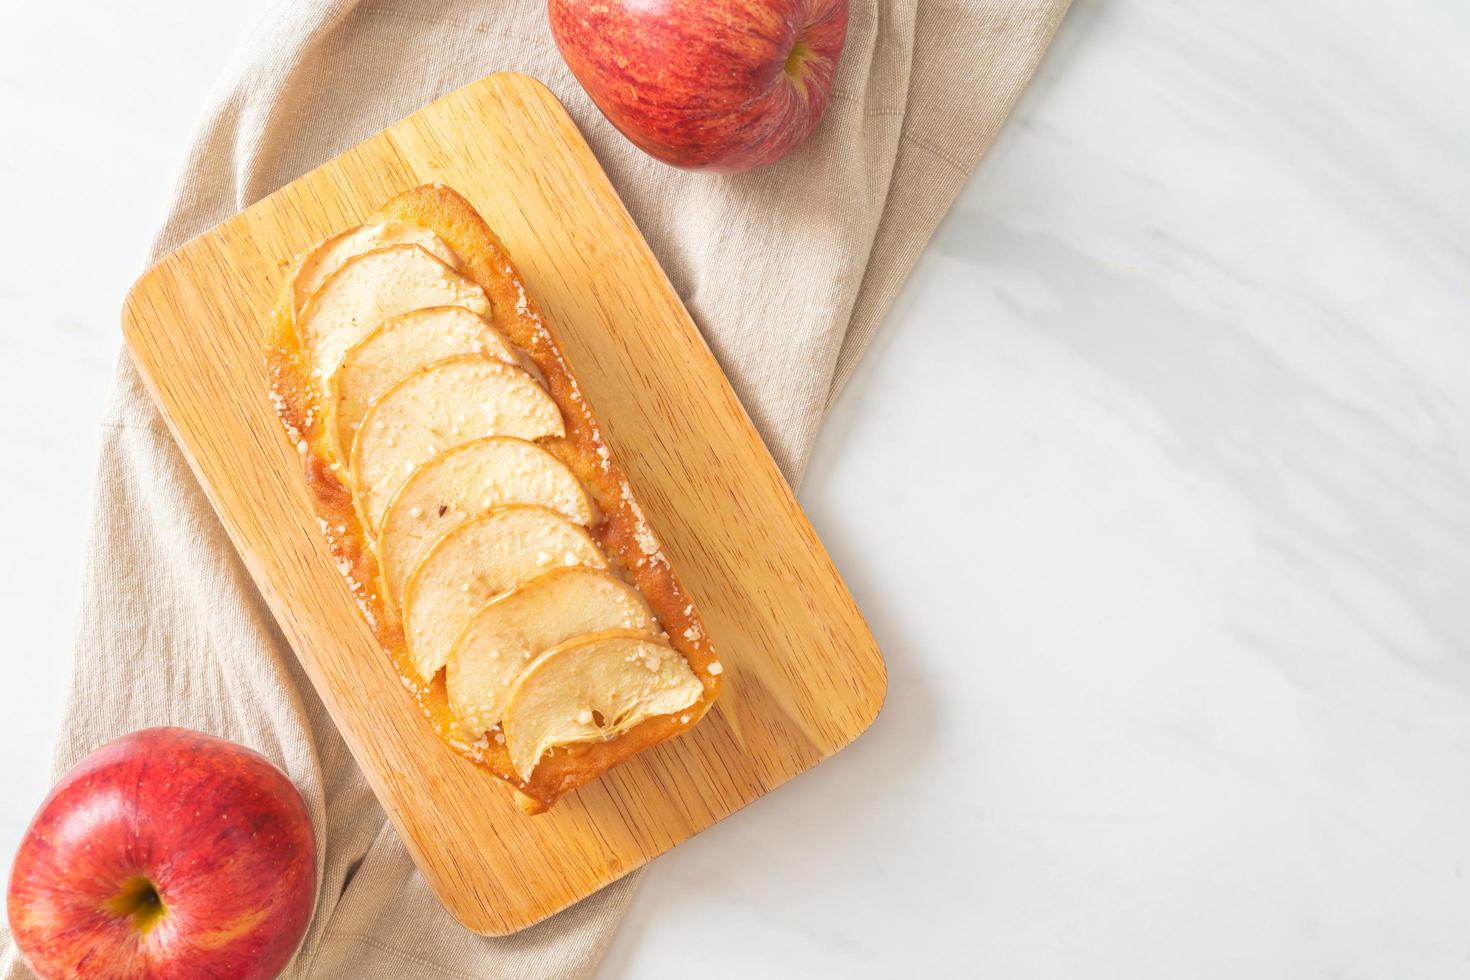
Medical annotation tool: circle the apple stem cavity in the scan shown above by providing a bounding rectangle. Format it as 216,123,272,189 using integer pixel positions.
102,875,168,935
783,40,815,97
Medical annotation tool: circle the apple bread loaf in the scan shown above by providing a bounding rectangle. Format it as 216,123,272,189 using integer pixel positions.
265,185,721,812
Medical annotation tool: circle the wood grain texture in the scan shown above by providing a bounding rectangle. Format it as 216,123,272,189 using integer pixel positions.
121,72,885,935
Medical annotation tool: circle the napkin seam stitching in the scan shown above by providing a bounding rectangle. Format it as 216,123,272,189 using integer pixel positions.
102,420,169,435
360,5,552,48
900,133,969,175
317,930,486,980
829,90,903,116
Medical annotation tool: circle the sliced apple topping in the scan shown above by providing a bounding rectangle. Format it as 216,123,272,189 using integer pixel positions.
297,244,490,380
292,221,460,316
446,567,656,738
502,630,704,780
331,307,521,462
401,506,607,681
378,437,595,608
351,357,564,533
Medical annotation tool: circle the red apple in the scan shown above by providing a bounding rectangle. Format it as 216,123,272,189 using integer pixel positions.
549,0,848,173
7,728,315,980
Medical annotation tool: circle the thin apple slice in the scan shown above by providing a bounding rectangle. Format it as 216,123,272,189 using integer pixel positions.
502,629,704,780
292,221,460,316
296,244,490,380
378,437,595,608
401,506,607,681
446,567,656,737
331,307,522,462
351,357,564,533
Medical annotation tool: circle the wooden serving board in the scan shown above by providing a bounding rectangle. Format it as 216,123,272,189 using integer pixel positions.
122,72,885,935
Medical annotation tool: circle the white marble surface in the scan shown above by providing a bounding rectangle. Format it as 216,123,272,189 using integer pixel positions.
3,1,1468,977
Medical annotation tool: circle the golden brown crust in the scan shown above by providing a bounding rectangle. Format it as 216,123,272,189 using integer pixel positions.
266,185,720,812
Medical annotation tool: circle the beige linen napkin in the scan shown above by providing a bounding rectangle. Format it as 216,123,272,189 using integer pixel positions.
3,1,1066,976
